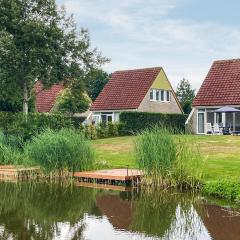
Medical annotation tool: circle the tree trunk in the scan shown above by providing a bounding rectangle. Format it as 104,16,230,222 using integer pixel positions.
23,82,29,115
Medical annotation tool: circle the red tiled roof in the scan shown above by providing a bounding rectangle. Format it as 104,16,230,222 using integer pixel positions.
90,67,162,111
193,59,240,107
35,81,64,112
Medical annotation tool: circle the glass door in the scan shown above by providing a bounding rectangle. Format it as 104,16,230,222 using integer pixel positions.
198,112,205,134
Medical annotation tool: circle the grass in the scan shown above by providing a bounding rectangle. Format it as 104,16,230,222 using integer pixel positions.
92,135,240,181
25,128,94,174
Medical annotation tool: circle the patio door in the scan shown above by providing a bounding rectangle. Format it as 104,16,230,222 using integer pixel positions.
197,111,205,134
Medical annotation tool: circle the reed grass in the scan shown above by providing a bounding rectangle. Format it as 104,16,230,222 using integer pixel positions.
135,126,176,186
25,128,95,175
0,131,23,165
0,143,22,165
172,138,204,190
135,126,203,189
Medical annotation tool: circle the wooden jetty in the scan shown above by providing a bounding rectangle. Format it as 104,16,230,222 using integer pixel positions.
74,169,143,186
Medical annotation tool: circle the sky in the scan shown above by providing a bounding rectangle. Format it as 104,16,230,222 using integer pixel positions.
56,0,240,90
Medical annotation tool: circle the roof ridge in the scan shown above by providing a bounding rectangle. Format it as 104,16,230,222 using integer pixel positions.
114,66,162,73
213,58,240,64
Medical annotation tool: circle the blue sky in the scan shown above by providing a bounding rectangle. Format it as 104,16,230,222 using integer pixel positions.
56,0,240,90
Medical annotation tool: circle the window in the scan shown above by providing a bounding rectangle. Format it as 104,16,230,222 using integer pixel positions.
150,89,171,102
156,90,160,101
150,89,153,100
160,90,164,101
100,112,114,124
166,91,170,102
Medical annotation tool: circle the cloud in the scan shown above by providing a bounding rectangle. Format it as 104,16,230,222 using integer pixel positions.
57,0,240,90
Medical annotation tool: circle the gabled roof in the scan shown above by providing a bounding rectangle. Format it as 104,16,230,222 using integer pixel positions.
35,81,64,112
193,59,240,107
90,67,162,111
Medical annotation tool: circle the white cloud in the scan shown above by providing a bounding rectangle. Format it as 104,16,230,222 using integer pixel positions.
57,0,240,90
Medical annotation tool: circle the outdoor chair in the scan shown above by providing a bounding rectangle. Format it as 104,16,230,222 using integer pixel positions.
206,123,213,134
213,123,222,135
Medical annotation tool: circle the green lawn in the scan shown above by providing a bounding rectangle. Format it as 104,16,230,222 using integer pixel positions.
92,135,240,181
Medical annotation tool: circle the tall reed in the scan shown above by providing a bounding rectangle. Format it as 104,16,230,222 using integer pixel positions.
0,131,23,165
135,126,176,186
25,128,95,175
135,126,203,189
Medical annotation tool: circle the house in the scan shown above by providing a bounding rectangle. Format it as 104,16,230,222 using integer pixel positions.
186,58,240,134
34,81,91,120
35,81,64,112
90,67,182,124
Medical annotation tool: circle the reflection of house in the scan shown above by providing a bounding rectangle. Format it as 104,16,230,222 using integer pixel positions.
90,67,182,124
203,204,240,240
96,194,133,230
187,59,240,134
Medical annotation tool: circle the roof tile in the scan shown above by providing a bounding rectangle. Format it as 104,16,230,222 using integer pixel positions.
35,81,64,112
90,67,161,111
193,59,240,107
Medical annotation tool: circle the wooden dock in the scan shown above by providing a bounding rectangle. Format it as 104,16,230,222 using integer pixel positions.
74,169,143,186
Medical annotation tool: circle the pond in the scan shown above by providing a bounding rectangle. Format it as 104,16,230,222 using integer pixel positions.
0,182,239,240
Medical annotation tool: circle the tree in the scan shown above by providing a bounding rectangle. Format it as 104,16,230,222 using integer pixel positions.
54,84,91,115
86,69,110,101
0,0,108,115
176,78,195,114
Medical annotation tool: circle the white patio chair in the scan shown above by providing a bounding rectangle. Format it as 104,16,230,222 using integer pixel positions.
206,123,213,134
213,123,222,135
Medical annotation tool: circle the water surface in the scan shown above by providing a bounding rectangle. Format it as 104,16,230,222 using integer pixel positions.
0,182,239,240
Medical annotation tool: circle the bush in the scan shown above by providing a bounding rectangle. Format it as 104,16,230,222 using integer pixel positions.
0,112,85,141
135,126,203,189
83,122,123,140
203,180,240,201
25,128,94,174
120,111,187,134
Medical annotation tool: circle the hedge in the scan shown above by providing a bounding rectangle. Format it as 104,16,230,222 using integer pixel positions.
0,112,86,141
119,111,187,134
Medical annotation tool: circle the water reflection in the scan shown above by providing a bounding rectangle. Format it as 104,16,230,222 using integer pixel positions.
0,182,239,240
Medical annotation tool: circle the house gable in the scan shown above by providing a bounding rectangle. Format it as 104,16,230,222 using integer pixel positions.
138,69,182,113
90,67,162,111
150,69,171,90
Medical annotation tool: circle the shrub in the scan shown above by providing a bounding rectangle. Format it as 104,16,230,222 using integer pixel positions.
107,122,119,137
0,112,85,141
120,111,187,134
203,180,240,201
96,123,108,138
25,128,94,174
84,124,98,140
